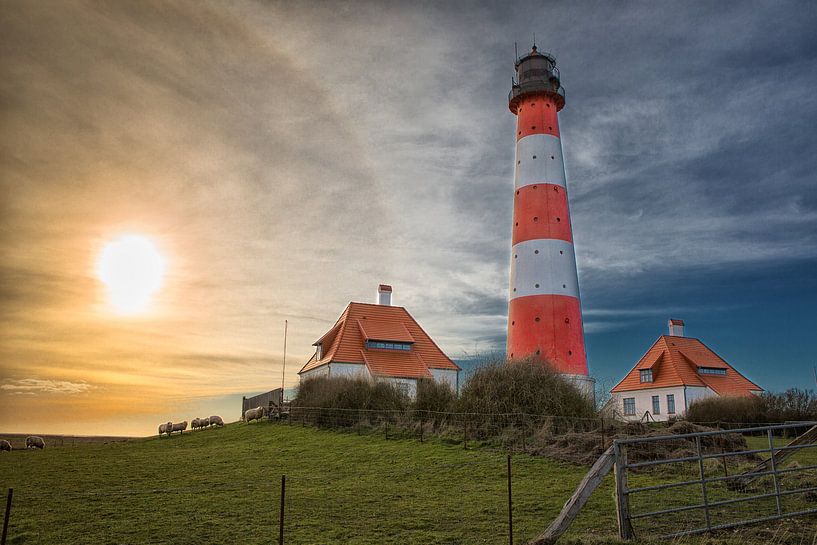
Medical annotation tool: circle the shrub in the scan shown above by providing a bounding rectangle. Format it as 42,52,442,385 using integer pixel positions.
456,357,596,418
686,389,817,425
764,388,817,422
413,378,456,413
686,395,768,425
293,375,409,412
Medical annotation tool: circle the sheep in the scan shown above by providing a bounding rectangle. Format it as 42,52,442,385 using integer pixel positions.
26,436,45,449
200,417,210,428
158,422,173,436
0,439,11,452
170,421,188,434
244,406,266,423
208,415,224,427
191,418,202,430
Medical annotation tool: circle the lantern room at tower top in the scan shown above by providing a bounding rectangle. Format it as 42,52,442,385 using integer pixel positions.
506,44,592,395
508,45,566,114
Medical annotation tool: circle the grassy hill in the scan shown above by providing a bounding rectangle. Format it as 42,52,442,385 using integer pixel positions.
1,421,814,544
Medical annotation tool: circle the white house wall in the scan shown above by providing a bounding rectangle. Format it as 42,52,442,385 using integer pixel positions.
684,386,716,407
300,365,329,380
613,385,719,421
384,377,418,398
430,369,459,394
614,386,686,422
329,363,371,379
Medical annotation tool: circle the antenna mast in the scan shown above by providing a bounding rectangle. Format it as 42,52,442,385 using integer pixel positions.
281,320,288,405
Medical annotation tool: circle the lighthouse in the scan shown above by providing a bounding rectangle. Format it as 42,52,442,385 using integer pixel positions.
507,45,592,390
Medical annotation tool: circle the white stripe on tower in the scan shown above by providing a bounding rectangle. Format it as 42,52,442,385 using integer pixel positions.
507,46,588,377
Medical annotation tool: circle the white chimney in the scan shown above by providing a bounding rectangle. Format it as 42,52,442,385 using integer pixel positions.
668,318,685,337
377,284,392,306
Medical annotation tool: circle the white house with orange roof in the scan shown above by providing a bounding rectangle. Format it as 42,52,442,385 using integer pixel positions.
610,319,763,422
298,285,461,397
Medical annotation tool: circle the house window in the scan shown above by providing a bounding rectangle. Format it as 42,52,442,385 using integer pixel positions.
623,398,636,416
316,343,323,359
365,341,412,351
639,369,653,383
698,367,727,375
652,395,660,415
667,394,676,414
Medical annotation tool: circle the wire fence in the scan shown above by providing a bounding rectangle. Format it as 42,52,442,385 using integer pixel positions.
281,406,815,453
2,454,529,545
3,415,816,544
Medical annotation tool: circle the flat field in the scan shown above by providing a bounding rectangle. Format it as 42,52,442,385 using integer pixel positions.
0,422,815,544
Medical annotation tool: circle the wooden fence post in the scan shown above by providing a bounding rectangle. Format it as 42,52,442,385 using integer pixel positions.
507,455,513,545
278,475,286,545
2,488,12,545
613,442,635,540
600,418,606,451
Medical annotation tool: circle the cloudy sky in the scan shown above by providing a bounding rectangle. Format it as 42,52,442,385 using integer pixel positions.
2,1,816,436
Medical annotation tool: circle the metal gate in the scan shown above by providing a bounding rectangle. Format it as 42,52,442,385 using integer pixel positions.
613,422,817,539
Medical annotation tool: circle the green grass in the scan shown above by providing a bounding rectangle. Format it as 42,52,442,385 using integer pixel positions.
1,423,815,544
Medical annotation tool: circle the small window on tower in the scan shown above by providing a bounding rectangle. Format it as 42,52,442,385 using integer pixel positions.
640,369,653,383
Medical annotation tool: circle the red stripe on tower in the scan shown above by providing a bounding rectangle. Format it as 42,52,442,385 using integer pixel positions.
507,45,589,379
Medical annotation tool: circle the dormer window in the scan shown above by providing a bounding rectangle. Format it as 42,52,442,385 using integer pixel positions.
316,343,323,359
366,340,412,351
698,367,727,376
639,369,653,383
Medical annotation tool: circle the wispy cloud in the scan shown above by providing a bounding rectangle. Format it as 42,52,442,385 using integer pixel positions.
1,378,93,395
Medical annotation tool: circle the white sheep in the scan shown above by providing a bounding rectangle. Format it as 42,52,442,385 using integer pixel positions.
208,415,224,427
158,422,173,436
0,439,11,452
244,406,266,423
170,421,188,434
26,436,45,449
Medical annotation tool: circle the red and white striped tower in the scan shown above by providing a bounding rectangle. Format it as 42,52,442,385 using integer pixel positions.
507,46,591,386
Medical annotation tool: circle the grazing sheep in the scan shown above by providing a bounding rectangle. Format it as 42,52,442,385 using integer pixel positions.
191,418,202,430
26,436,45,449
209,415,224,427
170,421,188,434
0,439,11,452
158,422,173,436
200,417,210,428
244,406,266,423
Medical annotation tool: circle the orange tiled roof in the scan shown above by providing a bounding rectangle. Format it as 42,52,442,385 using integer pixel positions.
357,319,415,343
299,302,460,376
361,349,432,379
611,336,762,396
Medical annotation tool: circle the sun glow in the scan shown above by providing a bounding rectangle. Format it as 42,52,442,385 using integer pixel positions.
96,235,166,315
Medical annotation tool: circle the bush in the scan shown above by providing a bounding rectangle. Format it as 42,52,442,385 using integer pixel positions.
764,388,817,421
686,395,767,425
686,389,817,425
293,375,410,412
456,357,596,418
413,378,456,413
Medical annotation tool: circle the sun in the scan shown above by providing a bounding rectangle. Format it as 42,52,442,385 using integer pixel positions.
96,235,166,315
